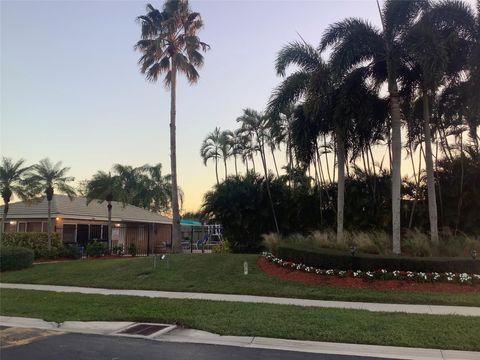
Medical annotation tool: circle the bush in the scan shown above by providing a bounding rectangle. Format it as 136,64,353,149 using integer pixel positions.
86,241,107,257
128,243,137,257
402,229,431,257
212,240,231,253
0,246,34,271
2,232,62,258
112,245,124,256
58,244,82,259
262,233,281,254
277,245,480,273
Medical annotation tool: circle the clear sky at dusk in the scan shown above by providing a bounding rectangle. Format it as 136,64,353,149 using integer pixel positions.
2,0,469,211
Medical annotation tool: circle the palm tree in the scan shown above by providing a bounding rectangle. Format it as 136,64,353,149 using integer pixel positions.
141,163,174,214
228,129,245,176
200,127,222,185
267,42,347,241
27,158,76,250
219,130,232,179
237,108,280,233
320,0,427,254
85,172,123,251
135,0,209,253
400,0,476,244
0,158,31,244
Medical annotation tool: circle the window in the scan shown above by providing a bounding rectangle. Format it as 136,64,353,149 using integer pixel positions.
18,222,27,232
89,225,102,241
27,222,43,232
63,224,76,243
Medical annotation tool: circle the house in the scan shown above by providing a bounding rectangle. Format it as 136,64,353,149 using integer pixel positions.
1,195,172,255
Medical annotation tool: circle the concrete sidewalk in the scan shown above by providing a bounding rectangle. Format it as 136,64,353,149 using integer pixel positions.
0,316,478,360
2,282,480,316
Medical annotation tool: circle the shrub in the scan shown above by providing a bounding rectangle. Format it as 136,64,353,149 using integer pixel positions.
212,240,231,253
128,243,137,257
262,233,282,254
0,246,34,271
86,241,107,257
112,245,124,256
58,244,82,259
402,229,432,257
277,245,480,273
2,232,62,258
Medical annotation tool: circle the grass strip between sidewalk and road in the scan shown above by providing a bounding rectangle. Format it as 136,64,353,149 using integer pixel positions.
1,289,480,351
1,254,480,306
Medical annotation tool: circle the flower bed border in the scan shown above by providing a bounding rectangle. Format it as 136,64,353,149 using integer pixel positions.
262,252,480,285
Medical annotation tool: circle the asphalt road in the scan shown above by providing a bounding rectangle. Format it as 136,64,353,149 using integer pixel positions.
0,327,385,360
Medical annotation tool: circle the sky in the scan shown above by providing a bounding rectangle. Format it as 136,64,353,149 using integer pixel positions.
1,0,473,212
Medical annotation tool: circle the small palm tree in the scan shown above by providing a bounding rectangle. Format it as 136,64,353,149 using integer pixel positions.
200,127,222,185
27,158,76,250
0,158,31,243
219,130,232,179
228,129,245,176
135,0,209,253
85,171,123,251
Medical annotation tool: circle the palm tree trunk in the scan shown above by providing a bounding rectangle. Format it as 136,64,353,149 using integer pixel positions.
0,201,9,244
223,158,228,180
323,134,332,183
251,156,256,173
390,93,402,255
169,60,182,253
215,157,219,185
47,199,52,251
260,144,280,234
455,133,464,234
423,91,439,245
271,148,279,177
234,155,238,176
336,128,345,243
107,201,112,252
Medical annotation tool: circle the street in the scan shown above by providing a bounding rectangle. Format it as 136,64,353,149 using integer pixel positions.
0,327,384,360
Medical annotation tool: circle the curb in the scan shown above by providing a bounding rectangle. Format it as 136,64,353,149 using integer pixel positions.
0,316,478,360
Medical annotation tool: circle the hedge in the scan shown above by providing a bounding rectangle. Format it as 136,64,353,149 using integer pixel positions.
2,232,63,258
277,246,480,273
0,246,34,271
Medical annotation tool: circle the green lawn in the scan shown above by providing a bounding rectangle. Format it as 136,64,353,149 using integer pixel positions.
1,289,479,351
1,254,479,306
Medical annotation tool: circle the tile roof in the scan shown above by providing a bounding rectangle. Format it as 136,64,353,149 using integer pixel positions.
1,195,172,224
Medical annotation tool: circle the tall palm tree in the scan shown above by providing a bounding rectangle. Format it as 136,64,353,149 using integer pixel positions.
267,42,347,241
237,108,280,233
401,0,476,244
27,158,76,250
85,172,123,251
200,127,222,185
320,0,427,254
0,158,31,244
135,0,209,253
219,130,232,179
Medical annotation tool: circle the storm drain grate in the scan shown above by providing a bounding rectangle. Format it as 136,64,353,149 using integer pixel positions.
119,324,170,336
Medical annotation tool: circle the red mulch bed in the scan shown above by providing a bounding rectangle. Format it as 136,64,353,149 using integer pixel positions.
257,257,480,293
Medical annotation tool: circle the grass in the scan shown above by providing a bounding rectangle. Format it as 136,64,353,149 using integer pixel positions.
1,288,479,351
1,254,479,306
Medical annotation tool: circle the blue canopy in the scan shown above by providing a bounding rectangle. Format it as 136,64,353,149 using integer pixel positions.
180,219,203,226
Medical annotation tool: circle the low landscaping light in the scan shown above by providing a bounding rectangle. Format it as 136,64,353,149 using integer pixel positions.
472,249,477,260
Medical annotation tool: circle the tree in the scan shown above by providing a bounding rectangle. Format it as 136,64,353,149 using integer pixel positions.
135,0,209,253
401,0,475,244
0,158,31,244
219,130,232,179
227,129,245,176
200,127,222,185
320,0,427,253
237,109,280,233
27,158,76,250
85,171,124,251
